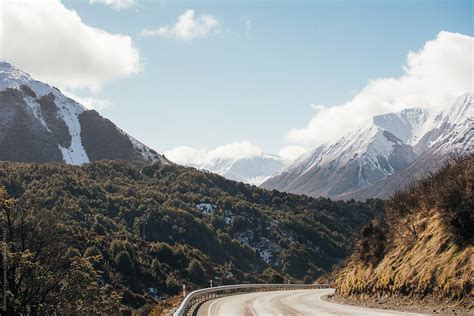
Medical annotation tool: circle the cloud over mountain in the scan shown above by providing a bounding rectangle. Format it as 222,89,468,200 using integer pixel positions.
165,141,264,167
165,141,288,185
0,0,140,92
287,31,473,148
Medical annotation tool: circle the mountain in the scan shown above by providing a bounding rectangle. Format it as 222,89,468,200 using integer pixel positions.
199,153,288,185
262,93,473,199
334,155,473,313
0,160,383,313
261,118,419,198
339,93,473,200
0,61,167,165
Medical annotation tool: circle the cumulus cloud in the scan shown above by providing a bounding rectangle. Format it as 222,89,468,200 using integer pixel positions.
63,91,112,110
140,9,220,41
278,146,306,161
165,141,264,166
208,141,263,160
89,0,137,10
0,0,141,92
164,146,208,167
287,31,474,147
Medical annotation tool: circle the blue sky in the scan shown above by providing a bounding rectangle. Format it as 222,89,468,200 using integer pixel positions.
4,0,473,160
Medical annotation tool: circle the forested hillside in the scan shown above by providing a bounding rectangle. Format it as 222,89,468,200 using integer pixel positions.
335,155,473,310
0,160,382,313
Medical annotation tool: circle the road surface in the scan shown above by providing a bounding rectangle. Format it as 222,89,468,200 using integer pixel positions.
193,289,426,315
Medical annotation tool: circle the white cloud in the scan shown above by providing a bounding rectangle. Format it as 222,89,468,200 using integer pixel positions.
89,0,136,10
140,9,220,41
278,146,306,161
208,141,263,160
63,91,111,110
164,146,208,167
165,141,264,166
89,0,137,10
287,31,474,147
0,0,141,92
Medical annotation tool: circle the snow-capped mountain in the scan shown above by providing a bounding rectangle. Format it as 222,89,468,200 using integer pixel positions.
0,61,167,164
198,153,288,185
261,122,418,197
262,93,473,199
339,93,473,200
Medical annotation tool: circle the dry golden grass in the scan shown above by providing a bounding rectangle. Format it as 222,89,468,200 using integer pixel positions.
335,155,473,304
339,214,473,297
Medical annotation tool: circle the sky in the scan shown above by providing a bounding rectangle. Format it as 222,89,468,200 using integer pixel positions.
0,0,472,164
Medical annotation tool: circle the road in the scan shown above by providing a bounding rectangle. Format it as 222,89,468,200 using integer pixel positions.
193,289,426,316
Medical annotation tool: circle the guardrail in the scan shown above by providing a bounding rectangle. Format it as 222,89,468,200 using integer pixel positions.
172,283,330,316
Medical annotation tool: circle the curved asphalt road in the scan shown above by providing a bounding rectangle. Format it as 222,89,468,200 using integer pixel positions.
193,289,426,316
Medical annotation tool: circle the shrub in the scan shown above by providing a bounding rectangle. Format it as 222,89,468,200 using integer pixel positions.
355,223,386,265
115,251,133,274
187,259,206,285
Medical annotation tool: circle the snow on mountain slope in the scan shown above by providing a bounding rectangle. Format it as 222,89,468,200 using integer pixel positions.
201,153,289,185
0,61,167,165
372,107,429,148
0,61,54,97
339,102,473,201
414,93,473,154
262,122,417,197
55,95,89,164
262,93,473,199
408,93,473,160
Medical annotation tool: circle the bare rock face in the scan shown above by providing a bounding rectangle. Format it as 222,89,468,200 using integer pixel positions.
37,93,71,148
262,93,473,200
0,88,63,162
0,61,168,165
78,110,142,162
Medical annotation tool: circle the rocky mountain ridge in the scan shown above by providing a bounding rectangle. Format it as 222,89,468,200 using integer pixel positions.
0,61,167,165
262,93,473,199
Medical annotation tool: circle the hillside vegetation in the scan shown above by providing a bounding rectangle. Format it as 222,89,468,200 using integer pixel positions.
335,155,473,307
0,161,382,314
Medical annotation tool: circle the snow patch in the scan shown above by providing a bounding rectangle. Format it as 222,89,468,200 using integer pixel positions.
24,96,50,131
259,249,272,263
224,209,233,225
55,94,89,164
196,203,216,214
255,237,282,265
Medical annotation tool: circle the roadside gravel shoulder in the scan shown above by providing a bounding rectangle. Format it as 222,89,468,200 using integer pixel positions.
327,294,473,315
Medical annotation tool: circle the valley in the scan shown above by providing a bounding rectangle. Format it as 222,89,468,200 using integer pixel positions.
0,2,472,314
0,160,382,313
0,59,472,315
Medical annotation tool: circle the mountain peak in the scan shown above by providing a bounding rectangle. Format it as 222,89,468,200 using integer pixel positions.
262,93,472,199
0,61,58,99
0,61,168,165
199,153,288,185
372,107,428,145
0,60,13,70
0,61,31,81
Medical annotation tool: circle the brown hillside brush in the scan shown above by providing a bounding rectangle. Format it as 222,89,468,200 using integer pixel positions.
335,155,473,305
